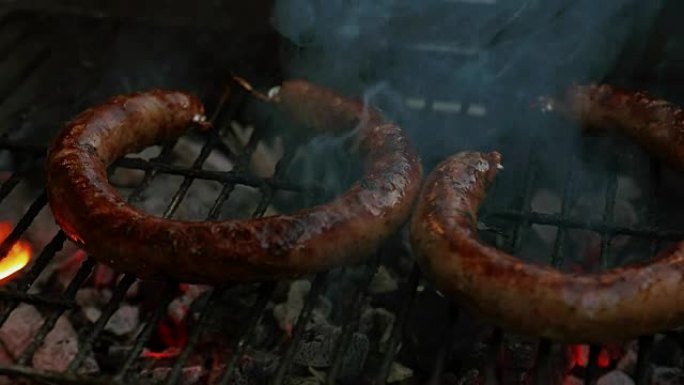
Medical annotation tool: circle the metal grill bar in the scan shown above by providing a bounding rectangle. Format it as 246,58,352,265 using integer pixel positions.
374,264,421,385
271,271,330,385
490,211,684,241
215,282,275,385
0,191,47,259
634,335,653,385
427,306,459,385
633,159,663,385
0,289,74,308
116,157,310,192
0,11,679,384
15,257,96,366
483,145,539,385
166,289,219,385
213,131,295,384
599,176,619,270
114,283,177,380
326,258,380,384
0,364,119,385
585,345,601,385
111,88,244,382
534,151,578,385
67,274,137,373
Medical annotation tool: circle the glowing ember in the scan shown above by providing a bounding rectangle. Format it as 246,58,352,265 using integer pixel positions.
569,345,615,369
0,222,31,282
142,348,181,359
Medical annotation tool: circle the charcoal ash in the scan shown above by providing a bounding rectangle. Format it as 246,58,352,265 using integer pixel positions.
358,306,396,352
368,266,399,295
652,367,684,385
616,341,639,375
140,365,205,385
596,370,635,385
32,314,100,374
273,280,314,334
0,304,99,376
291,317,369,379
386,362,414,383
104,305,140,337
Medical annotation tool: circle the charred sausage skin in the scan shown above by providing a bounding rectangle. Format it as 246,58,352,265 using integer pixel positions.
46,81,423,284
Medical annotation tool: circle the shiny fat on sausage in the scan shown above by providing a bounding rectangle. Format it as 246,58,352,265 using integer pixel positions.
46,81,423,284
411,84,684,343
410,151,684,343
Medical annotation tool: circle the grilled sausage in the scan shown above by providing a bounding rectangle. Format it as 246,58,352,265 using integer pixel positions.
545,84,684,171
46,81,423,284
411,85,684,343
411,151,684,343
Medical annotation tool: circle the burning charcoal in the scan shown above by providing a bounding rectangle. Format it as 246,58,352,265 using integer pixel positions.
76,288,113,308
386,362,413,383
0,339,16,385
237,350,280,383
617,341,638,375
273,280,311,334
597,370,634,385
359,307,395,350
652,367,684,385
83,307,102,323
168,285,210,324
292,321,369,379
32,315,99,374
104,305,140,336
140,365,205,385
0,304,44,358
368,266,398,294
503,335,536,369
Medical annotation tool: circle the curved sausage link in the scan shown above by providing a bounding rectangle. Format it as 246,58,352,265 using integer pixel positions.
410,151,684,343
412,85,684,343
46,81,423,284
545,84,684,170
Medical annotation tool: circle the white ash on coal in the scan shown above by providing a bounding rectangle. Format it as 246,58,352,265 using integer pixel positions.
597,370,634,385
368,266,399,295
386,362,413,383
168,284,211,325
0,304,44,359
32,314,99,374
104,305,140,337
0,304,99,376
292,318,369,379
273,280,313,334
114,128,283,222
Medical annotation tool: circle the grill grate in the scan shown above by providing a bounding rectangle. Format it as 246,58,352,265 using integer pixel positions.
0,8,683,385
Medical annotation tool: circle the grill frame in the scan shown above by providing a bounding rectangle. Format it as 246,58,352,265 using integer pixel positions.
0,7,682,385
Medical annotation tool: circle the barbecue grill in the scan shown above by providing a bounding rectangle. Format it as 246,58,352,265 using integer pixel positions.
1,1,684,384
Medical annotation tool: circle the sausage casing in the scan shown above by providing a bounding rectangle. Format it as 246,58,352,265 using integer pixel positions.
46,81,423,284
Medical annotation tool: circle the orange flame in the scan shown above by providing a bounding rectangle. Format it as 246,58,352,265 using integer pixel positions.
0,222,31,282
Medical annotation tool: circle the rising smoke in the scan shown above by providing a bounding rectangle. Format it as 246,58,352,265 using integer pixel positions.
272,0,663,158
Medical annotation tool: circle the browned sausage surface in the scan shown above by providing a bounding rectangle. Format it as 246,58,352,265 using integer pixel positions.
46,81,423,284
547,84,684,170
412,85,684,343
410,151,684,343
